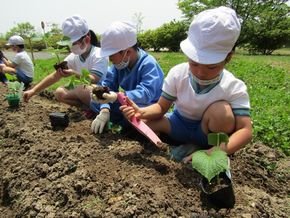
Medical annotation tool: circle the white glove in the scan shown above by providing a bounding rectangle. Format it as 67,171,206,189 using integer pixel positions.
92,91,118,104
91,111,110,134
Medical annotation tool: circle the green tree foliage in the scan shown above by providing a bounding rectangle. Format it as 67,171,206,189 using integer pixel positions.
6,22,36,39
177,0,290,53
138,20,188,52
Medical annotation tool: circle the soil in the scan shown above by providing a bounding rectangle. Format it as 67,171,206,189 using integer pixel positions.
53,61,68,71
0,84,289,218
92,86,110,100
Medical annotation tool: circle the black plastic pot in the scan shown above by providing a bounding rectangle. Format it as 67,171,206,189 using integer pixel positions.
200,171,235,208
49,112,69,129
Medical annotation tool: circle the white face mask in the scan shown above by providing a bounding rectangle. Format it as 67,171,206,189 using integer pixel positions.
70,44,87,55
191,72,222,86
114,50,130,70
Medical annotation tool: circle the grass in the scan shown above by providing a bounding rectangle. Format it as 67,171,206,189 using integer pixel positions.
32,51,289,155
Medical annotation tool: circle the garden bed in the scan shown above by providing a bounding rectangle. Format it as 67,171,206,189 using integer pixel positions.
0,85,289,217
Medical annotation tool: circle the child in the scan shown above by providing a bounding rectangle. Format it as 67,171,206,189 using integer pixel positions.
0,35,34,87
120,6,253,162
90,21,164,134
23,15,108,114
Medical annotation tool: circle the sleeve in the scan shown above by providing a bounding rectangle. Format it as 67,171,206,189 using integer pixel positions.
228,80,251,116
12,53,21,65
101,66,119,91
161,66,177,101
64,54,76,72
125,61,163,106
90,56,109,79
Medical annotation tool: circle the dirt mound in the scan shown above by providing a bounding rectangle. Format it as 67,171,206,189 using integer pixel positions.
0,85,289,217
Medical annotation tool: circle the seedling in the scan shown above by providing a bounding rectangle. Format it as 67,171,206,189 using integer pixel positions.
191,133,229,183
64,68,91,90
6,81,24,107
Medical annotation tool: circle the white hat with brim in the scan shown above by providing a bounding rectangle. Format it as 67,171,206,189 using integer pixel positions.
62,15,89,43
6,35,24,46
180,6,241,65
98,21,137,58
180,38,228,65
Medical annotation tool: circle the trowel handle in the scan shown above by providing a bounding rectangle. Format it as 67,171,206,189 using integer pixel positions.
117,93,138,123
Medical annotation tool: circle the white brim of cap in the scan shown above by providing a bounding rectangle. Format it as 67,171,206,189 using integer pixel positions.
180,38,227,65
97,48,122,58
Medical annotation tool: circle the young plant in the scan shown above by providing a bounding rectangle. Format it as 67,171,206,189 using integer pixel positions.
65,68,91,90
191,133,229,183
7,81,25,98
6,81,25,107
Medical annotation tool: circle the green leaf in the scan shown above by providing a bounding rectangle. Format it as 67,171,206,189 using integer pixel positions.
57,40,71,47
208,132,229,146
191,147,229,183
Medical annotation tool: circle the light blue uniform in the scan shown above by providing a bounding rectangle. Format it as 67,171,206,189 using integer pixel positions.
91,48,164,126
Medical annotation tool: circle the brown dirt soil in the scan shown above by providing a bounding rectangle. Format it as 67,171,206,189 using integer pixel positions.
0,85,289,218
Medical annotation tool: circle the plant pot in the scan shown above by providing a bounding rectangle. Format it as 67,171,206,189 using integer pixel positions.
49,112,69,129
200,171,235,208
6,94,20,107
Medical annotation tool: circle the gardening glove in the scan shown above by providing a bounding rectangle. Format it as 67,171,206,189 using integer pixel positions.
92,91,117,104
91,110,110,134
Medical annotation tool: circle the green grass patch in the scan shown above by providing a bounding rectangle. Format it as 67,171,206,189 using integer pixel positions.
33,52,289,155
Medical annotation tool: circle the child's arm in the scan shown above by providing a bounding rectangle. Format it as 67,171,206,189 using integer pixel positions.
23,69,63,102
221,116,252,154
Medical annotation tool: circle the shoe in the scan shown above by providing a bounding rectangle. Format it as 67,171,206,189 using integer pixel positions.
82,109,97,119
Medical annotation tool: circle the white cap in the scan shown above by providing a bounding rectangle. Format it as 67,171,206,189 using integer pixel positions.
180,6,241,64
62,15,89,43
7,35,24,46
99,21,137,57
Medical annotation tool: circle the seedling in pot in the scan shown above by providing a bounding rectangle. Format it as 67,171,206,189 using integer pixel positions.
5,81,24,107
191,132,235,208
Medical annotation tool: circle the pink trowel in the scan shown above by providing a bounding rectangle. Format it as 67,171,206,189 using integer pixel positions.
117,93,162,147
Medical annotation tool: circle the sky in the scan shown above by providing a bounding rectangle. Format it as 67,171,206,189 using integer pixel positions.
0,0,183,35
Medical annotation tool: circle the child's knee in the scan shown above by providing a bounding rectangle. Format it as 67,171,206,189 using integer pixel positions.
203,101,235,133
54,87,65,101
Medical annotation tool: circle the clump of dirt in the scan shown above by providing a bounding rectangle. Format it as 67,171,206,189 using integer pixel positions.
0,85,289,217
92,86,110,100
53,61,68,71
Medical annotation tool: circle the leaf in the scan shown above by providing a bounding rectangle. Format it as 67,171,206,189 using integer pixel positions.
57,40,71,47
191,147,229,183
208,132,229,146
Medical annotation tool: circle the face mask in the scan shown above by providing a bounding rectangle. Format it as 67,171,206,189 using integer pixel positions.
70,40,87,55
114,50,130,70
191,71,222,86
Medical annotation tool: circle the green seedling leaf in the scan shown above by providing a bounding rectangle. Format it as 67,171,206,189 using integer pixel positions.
5,73,17,81
208,132,229,147
191,147,229,183
57,40,71,47
65,77,75,90
7,81,24,99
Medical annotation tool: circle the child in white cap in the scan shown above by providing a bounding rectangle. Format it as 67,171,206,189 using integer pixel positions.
90,21,164,134
24,15,108,114
120,6,253,161
0,35,34,87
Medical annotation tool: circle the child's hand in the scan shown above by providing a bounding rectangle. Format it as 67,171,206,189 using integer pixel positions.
23,89,36,102
119,97,141,120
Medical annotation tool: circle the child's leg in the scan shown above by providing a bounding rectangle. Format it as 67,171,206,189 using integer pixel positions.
201,100,235,135
146,116,171,135
54,87,82,106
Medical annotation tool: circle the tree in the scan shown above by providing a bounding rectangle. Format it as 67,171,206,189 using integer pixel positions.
6,22,35,39
177,0,290,52
132,12,145,34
